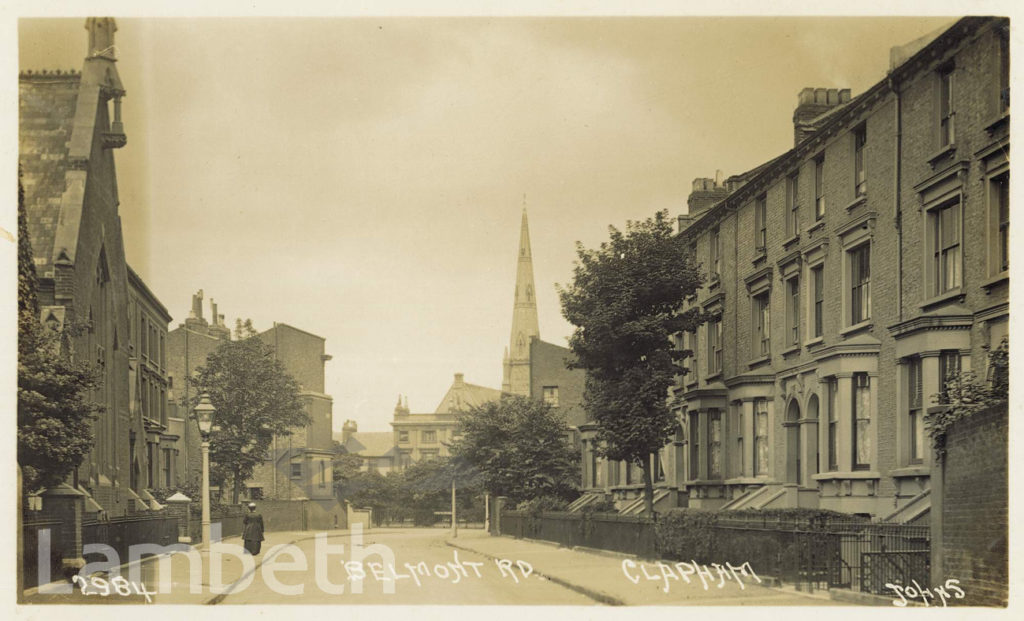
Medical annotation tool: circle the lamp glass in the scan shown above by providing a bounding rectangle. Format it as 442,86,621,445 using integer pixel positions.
195,394,216,436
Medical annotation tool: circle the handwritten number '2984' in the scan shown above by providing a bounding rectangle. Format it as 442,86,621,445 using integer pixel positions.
72,575,156,603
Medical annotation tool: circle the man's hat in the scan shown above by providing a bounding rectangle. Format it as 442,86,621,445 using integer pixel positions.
248,502,256,508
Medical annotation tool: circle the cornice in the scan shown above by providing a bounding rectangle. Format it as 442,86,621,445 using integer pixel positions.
887,314,973,339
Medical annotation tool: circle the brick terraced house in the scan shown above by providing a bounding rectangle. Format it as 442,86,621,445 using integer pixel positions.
579,17,1009,521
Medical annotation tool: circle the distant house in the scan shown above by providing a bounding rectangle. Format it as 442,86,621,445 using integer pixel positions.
338,372,505,473
335,423,398,474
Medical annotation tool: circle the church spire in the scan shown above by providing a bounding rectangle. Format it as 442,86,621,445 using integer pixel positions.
503,205,540,396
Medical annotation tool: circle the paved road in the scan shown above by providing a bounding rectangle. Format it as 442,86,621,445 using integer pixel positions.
24,528,838,606
184,528,592,605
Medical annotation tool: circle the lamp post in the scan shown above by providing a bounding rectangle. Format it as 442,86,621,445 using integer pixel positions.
194,393,216,547
451,477,457,539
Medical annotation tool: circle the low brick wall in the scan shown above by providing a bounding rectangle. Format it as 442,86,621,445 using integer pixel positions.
244,498,347,532
940,405,1008,606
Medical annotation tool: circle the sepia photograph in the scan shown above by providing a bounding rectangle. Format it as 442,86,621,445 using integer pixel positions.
7,1,1016,612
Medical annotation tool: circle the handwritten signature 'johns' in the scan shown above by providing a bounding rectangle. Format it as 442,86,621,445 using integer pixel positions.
886,579,965,607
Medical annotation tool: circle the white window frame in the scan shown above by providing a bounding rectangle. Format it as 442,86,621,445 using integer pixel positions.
786,172,800,237
938,65,956,148
786,275,800,346
929,198,962,296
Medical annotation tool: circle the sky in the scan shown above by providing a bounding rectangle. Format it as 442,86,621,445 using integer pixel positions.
16,13,956,432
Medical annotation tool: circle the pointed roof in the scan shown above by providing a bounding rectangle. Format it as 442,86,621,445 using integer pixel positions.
20,17,125,280
508,207,540,361
338,432,397,458
434,373,504,413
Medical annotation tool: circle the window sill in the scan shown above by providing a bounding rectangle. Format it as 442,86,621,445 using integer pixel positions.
782,233,800,249
781,344,801,357
708,275,721,290
845,195,867,213
803,336,824,348
723,477,767,485
890,466,930,479
919,288,965,312
984,112,1010,135
747,355,770,369
981,272,1009,292
704,371,722,383
811,471,881,481
807,220,826,235
839,320,872,337
927,143,957,168
752,248,767,266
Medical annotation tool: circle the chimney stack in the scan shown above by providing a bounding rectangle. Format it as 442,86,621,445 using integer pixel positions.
192,289,204,321
342,419,358,444
677,214,694,234
454,373,465,386
687,176,730,216
793,87,851,145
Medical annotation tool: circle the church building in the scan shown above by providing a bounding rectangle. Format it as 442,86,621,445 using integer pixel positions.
501,209,587,430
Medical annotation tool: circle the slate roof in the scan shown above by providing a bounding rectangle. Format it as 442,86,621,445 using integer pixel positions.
19,72,82,279
434,381,504,414
335,431,397,458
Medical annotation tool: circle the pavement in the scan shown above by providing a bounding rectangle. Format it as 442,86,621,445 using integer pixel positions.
20,527,842,606
447,530,841,606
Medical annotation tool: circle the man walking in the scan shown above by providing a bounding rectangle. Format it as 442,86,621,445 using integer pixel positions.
242,502,265,555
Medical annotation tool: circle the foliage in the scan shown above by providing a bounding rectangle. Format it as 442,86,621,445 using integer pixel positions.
449,395,579,505
149,477,205,505
336,456,485,526
579,497,617,515
926,338,1009,459
337,469,402,525
186,329,310,504
558,210,707,515
655,507,857,564
332,452,364,485
515,495,571,515
17,172,101,495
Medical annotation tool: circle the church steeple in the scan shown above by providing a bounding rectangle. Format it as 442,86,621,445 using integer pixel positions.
502,205,540,396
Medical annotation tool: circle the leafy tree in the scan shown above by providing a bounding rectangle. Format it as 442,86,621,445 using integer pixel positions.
450,395,579,505
558,210,706,516
17,171,102,496
186,328,310,504
927,338,1009,459
338,469,406,525
332,451,364,486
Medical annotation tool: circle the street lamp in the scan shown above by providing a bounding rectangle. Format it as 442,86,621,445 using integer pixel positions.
194,393,216,547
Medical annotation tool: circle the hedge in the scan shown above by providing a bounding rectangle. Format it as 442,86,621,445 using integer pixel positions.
655,507,863,567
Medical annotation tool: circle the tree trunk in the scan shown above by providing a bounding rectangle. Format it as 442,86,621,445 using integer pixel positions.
640,457,654,517
232,468,241,505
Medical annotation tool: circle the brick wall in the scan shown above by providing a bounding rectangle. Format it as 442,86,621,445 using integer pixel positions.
530,339,587,428
940,405,1007,606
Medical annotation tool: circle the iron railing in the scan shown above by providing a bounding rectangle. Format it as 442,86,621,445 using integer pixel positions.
22,518,64,589
502,511,658,558
82,515,179,567
501,511,929,596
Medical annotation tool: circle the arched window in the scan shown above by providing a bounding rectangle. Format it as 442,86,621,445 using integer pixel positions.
807,394,820,475
786,400,801,485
